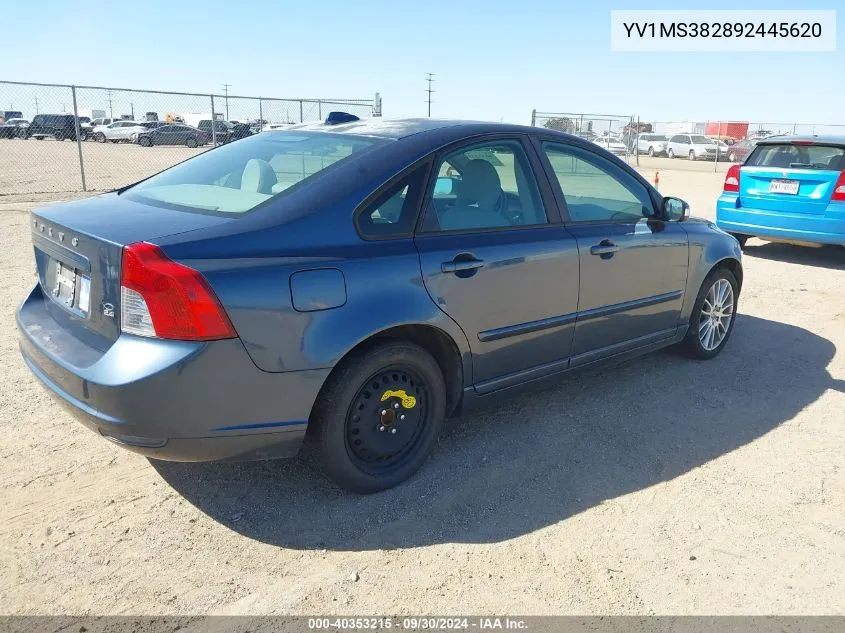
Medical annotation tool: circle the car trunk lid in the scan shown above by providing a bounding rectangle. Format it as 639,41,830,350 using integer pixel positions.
739,142,845,215
30,193,233,349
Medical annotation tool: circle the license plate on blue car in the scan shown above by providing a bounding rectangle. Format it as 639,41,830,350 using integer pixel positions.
769,179,799,195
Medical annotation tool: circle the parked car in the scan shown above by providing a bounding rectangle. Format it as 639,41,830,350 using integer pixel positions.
726,138,759,163
716,135,845,247
196,119,234,143
17,118,742,492
633,134,668,156
136,123,209,147
666,134,721,160
593,136,627,155
77,116,93,138
90,117,118,128
230,122,253,141
128,120,169,142
0,110,23,123
0,118,29,139
92,120,147,143
24,114,85,141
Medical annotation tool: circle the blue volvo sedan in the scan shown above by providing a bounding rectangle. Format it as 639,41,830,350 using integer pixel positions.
716,135,845,247
18,117,743,492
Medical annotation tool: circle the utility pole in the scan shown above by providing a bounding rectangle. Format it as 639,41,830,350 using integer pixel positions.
221,84,231,120
106,90,114,119
130,102,134,120
33,96,39,114
425,73,435,117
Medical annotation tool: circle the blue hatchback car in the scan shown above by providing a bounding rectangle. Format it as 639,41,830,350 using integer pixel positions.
18,117,743,492
716,135,845,247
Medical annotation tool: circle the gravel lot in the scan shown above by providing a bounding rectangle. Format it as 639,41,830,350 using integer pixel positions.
0,163,843,616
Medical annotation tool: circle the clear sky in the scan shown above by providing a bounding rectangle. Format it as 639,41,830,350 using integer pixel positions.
4,0,843,125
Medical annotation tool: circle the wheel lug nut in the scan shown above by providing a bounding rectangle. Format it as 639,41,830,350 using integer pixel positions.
393,403,399,409
400,414,405,420
390,428,397,434
378,426,385,432
380,409,386,415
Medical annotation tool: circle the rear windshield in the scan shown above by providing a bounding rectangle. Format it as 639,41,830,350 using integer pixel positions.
123,131,383,214
746,144,845,170
690,135,712,144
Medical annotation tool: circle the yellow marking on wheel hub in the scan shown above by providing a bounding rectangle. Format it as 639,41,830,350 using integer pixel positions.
380,389,416,409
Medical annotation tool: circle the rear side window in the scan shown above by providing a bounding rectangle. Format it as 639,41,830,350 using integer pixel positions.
357,165,429,239
746,144,845,170
123,131,383,214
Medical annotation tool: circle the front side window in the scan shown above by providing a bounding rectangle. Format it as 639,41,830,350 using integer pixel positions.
543,142,653,223
423,139,547,232
123,131,382,214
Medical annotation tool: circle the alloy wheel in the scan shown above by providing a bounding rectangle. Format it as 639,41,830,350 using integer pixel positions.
699,278,734,351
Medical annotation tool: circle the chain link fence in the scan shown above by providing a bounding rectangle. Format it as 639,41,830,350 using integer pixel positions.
532,112,845,174
531,110,636,160
0,80,377,196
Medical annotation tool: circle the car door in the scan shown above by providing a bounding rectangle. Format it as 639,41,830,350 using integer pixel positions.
537,139,689,366
158,125,181,145
414,136,580,391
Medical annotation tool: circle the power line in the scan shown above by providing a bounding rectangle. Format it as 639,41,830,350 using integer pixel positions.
425,73,435,117
222,84,231,120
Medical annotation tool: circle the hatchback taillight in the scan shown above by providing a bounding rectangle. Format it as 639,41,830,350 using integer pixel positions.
723,164,741,193
832,171,845,202
120,242,236,341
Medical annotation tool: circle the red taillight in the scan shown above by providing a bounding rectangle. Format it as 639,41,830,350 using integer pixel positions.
723,164,741,193
832,171,845,202
120,242,236,341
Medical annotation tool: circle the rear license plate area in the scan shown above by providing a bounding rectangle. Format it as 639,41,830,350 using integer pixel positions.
769,179,800,195
51,261,90,314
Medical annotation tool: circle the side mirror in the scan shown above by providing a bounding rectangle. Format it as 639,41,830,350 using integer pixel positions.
661,196,689,221
434,176,455,195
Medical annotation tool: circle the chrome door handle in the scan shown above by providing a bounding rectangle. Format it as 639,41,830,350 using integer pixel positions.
590,241,619,256
441,258,485,273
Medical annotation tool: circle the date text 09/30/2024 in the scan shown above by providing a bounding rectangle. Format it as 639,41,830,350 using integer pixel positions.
308,617,528,630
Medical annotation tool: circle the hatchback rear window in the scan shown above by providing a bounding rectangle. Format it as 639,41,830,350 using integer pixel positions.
123,131,383,214
747,144,845,170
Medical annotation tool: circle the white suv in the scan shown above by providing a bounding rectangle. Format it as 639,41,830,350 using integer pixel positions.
633,134,668,156
666,134,721,161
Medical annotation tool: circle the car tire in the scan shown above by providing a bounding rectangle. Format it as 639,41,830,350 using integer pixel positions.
95,133,105,143
110,139,119,144
680,268,739,360
647,146,654,156
54,131,65,141
185,137,198,148
667,148,675,159
689,149,696,161
310,340,447,493
139,136,152,147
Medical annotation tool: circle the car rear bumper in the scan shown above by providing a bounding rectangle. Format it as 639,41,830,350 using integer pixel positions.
716,196,845,245
17,283,330,461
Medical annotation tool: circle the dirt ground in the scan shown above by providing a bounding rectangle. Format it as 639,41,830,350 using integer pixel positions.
0,166,844,616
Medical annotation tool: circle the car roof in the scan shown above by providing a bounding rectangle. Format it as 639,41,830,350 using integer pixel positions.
757,134,845,146
285,118,540,141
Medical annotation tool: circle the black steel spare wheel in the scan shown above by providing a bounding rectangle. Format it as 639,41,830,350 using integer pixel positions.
346,367,428,469
312,340,447,493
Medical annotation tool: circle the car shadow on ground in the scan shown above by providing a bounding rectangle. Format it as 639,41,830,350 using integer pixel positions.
744,241,845,270
152,314,843,550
